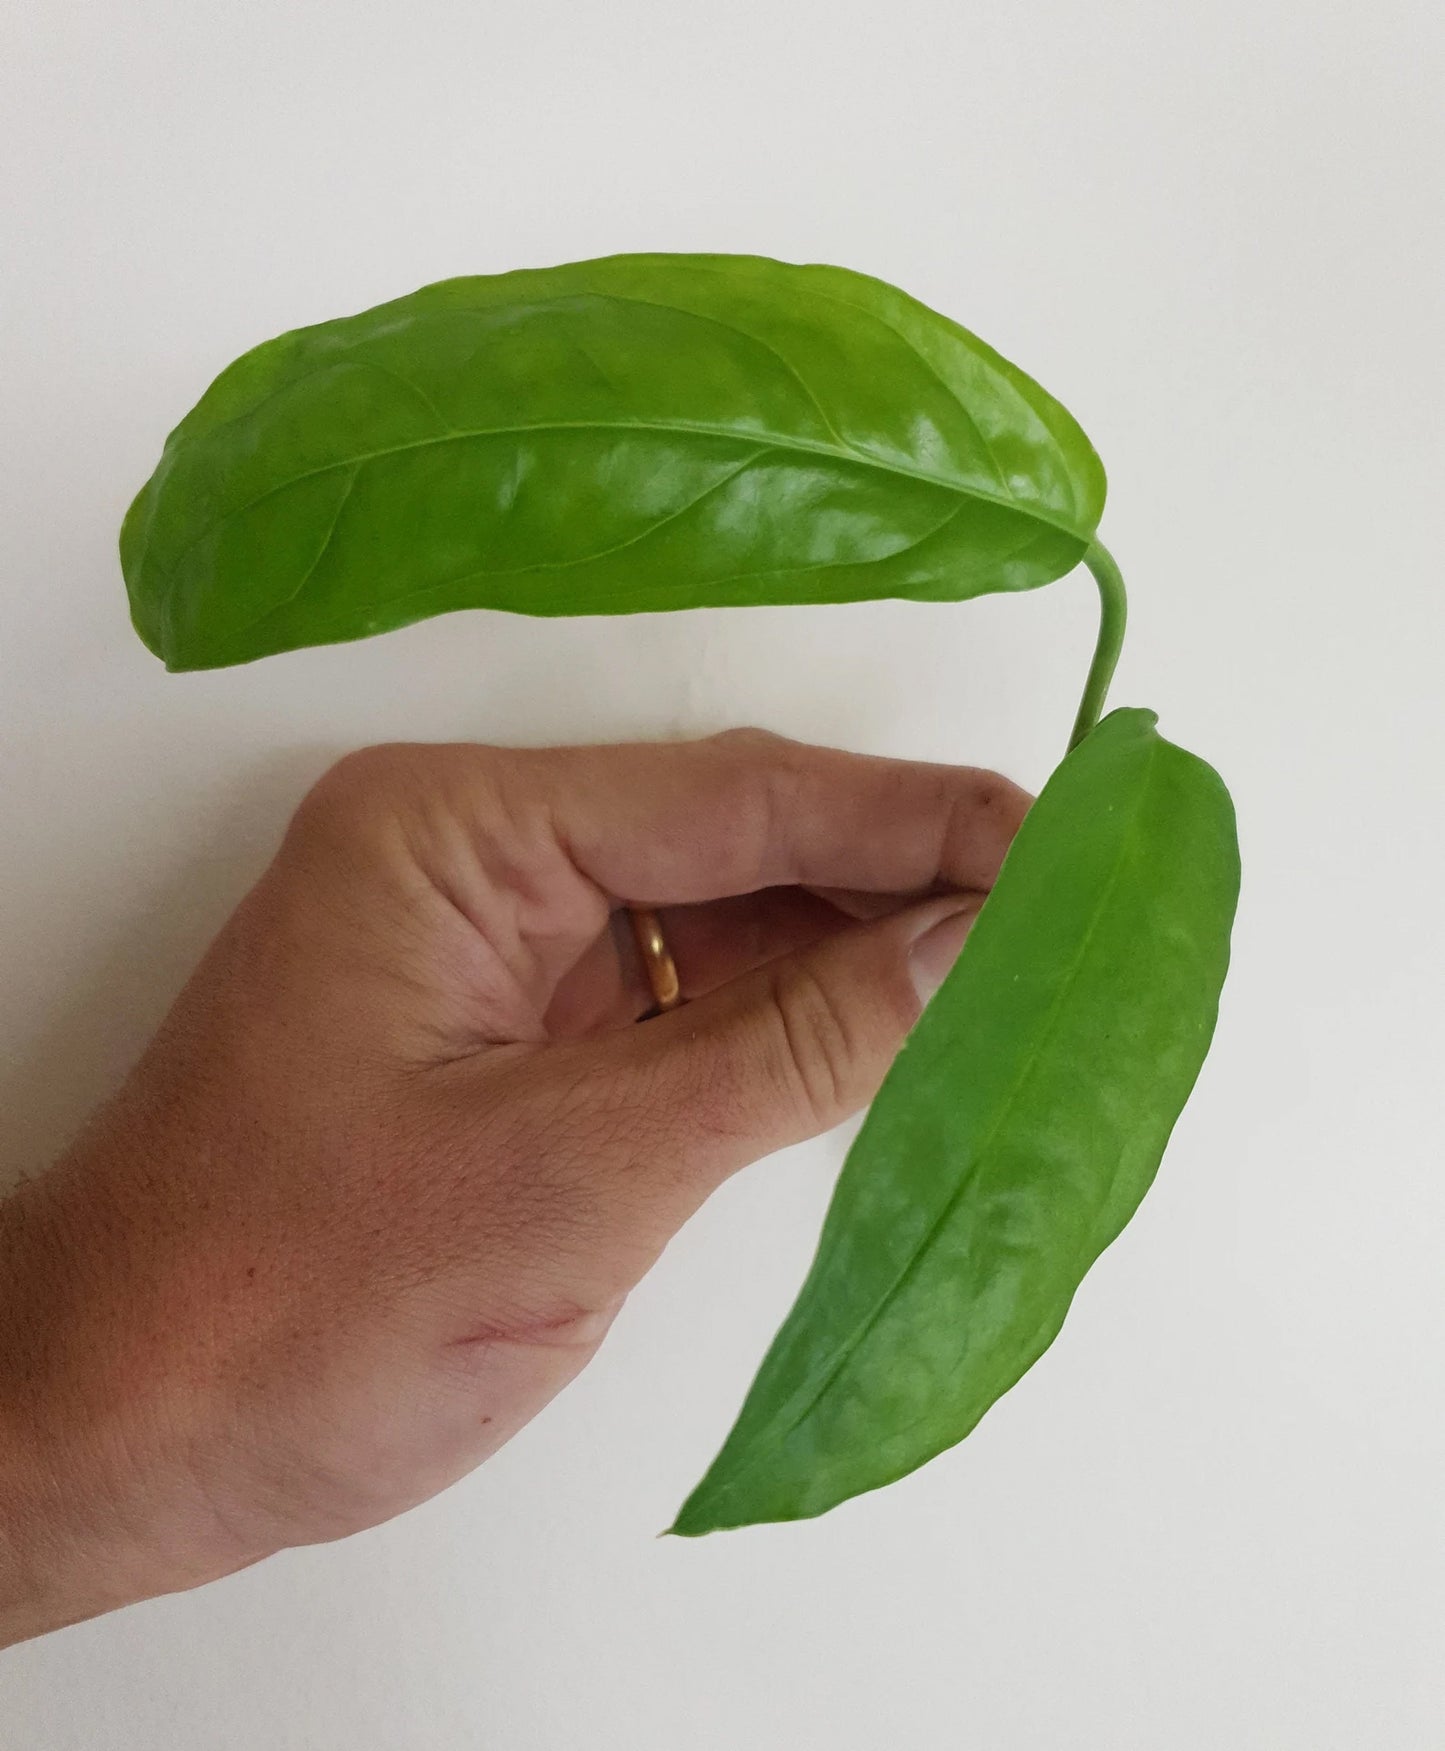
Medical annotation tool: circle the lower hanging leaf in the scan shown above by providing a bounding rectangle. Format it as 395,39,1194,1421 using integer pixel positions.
671,707,1239,1535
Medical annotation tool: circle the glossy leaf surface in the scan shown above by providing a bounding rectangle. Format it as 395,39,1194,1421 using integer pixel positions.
121,253,1106,670
672,707,1239,1535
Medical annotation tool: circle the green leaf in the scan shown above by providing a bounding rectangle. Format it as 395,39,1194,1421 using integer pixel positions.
672,707,1239,1535
120,253,1106,670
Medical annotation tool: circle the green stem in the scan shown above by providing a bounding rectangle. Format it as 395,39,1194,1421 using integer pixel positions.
1067,540,1128,751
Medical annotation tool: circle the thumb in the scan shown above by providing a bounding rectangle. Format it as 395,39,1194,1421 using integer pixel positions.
588,891,982,1216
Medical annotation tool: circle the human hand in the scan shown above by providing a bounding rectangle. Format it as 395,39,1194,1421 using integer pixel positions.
0,730,1029,1643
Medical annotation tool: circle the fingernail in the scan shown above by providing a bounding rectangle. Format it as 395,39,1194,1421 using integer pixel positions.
907,899,979,1007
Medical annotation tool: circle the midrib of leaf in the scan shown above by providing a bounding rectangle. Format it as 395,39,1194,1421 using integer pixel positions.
153,416,1094,597
693,730,1162,1513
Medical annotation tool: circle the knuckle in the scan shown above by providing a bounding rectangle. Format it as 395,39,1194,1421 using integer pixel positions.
279,746,436,885
291,742,506,850
324,741,410,789
708,727,808,859
296,744,408,825
768,959,859,1132
968,766,1033,820
938,769,1033,876
709,725,789,756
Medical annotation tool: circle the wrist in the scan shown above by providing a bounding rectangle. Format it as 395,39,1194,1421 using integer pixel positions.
0,1399,106,1647
0,1416,229,1649
0,1177,112,1644
0,1152,262,1646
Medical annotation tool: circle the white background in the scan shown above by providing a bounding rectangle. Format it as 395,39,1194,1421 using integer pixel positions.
2,0,1442,1745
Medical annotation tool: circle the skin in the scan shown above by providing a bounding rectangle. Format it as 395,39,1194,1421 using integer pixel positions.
0,729,1029,1646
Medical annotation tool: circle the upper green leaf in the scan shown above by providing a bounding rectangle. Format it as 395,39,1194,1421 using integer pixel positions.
120,253,1107,670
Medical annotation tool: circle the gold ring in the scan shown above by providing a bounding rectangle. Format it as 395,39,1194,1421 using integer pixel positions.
628,906,682,1013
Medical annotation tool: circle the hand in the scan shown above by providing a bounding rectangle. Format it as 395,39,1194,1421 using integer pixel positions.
0,730,1029,1643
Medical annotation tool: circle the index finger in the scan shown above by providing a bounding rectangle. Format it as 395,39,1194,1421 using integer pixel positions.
502,727,1031,907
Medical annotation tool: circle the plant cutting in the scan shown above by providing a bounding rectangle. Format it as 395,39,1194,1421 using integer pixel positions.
121,252,1240,1535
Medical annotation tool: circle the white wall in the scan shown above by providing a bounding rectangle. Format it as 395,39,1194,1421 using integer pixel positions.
2,1,1441,1745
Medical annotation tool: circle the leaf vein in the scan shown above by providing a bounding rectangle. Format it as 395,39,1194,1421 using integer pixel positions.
225,449,772,645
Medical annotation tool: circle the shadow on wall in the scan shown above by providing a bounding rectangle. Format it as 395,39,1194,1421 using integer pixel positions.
0,745,344,1198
